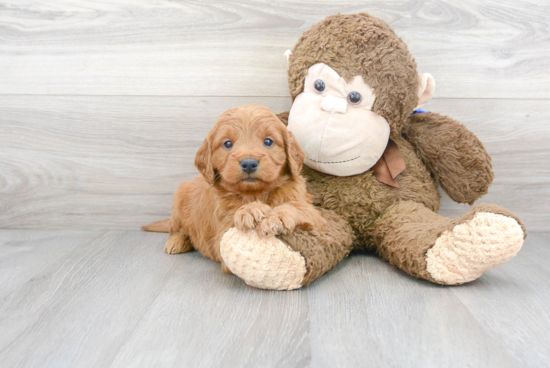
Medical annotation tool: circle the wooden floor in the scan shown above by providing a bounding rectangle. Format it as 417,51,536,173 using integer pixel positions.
0,230,548,368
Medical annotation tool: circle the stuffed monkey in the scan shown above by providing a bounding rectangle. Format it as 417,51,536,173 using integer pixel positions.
219,13,526,290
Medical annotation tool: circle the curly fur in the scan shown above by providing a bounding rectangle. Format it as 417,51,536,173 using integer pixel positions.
271,13,524,285
301,135,440,252
280,208,354,286
149,13,524,288
374,201,526,284
143,105,326,272
288,13,419,136
404,113,494,204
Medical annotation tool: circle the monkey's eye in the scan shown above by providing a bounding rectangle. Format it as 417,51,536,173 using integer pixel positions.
264,138,274,147
314,79,326,93
223,140,233,149
348,91,362,104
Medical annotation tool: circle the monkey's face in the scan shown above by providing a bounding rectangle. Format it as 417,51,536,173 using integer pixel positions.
287,63,390,177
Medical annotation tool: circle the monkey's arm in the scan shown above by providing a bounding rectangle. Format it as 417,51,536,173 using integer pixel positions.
403,112,494,205
276,111,290,126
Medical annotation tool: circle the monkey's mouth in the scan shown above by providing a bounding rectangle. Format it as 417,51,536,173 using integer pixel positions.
306,156,360,164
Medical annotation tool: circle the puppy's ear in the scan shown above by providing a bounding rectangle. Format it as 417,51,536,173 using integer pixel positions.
195,137,216,184
284,129,305,179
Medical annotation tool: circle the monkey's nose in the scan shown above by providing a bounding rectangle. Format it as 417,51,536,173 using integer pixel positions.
320,95,348,114
240,158,259,174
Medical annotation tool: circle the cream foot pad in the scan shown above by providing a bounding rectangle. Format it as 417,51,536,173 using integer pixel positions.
220,228,306,290
426,212,524,285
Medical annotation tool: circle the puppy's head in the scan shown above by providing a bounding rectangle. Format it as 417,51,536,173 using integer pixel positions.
195,105,305,195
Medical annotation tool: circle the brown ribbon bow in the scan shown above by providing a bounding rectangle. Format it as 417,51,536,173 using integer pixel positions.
372,139,406,188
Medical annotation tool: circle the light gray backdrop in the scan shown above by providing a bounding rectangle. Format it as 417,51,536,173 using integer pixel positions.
1,0,548,230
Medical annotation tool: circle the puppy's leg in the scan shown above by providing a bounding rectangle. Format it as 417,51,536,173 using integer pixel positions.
293,203,327,231
259,202,327,237
164,212,193,254
165,233,193,254
234,201,272,232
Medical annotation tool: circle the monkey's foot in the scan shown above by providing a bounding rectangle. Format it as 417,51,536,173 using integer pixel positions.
426,212,524,285
220,228,306,290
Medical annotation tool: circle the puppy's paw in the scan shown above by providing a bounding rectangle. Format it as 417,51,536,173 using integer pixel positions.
258,208,296,237
234,202,272,232
297,214,327,232
164,234,190,254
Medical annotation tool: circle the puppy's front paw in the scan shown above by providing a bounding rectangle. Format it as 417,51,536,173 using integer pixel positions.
258,208,296,237
234,202,272,232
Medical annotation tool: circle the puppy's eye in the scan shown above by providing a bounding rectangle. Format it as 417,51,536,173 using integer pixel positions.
314,79,325,93
263,138,274,147
348,91,362,104
223,140,233,149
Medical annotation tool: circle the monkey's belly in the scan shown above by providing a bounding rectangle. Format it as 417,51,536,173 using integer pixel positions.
302,142,440,251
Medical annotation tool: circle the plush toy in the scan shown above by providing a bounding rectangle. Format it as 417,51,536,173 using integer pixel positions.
220,13,526,290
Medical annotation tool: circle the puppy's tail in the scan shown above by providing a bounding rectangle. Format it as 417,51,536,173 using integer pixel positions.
141,219,170,233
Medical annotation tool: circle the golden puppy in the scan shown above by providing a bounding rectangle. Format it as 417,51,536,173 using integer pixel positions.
143,105,326,273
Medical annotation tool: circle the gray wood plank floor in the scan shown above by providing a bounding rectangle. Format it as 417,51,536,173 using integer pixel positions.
1,230,548,368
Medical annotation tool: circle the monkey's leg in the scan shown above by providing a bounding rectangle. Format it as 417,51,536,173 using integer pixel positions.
219,208,354,290
373,201,526,285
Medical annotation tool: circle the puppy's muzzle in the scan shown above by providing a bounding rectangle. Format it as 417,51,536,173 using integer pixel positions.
240,158,259,174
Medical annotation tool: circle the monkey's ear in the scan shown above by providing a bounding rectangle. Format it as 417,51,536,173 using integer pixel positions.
415,73,435,110
195,137,216,185
284,50,292,70
284,130,305,179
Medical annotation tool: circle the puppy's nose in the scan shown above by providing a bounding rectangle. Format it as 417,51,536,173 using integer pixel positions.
240,158,259,174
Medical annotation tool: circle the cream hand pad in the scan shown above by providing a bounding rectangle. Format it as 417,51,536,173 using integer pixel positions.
220,228,307,290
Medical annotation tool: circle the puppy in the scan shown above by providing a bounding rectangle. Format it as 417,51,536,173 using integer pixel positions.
142,105,326,273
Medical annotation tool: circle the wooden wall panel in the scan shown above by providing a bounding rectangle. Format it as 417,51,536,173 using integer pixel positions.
0,0,549,98
1,96,548,230
0,96,291,229
0,0,547,230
